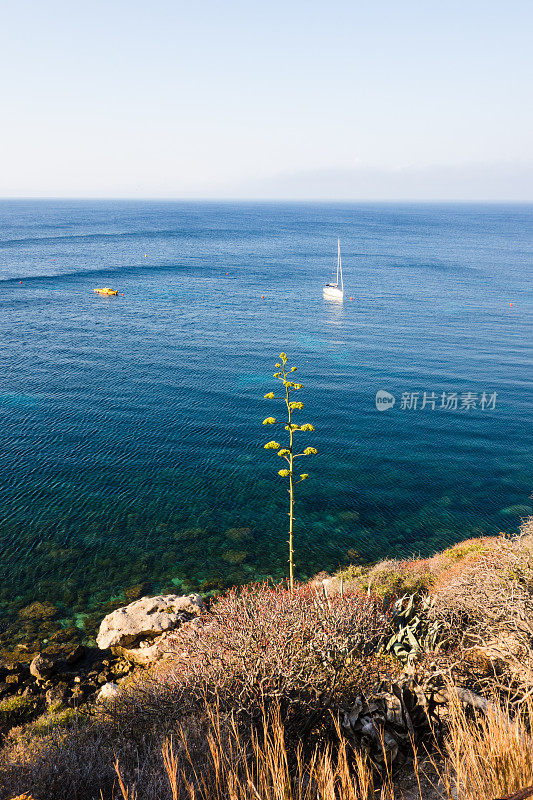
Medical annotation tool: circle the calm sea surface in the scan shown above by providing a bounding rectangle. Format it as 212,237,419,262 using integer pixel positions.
0,201,531,643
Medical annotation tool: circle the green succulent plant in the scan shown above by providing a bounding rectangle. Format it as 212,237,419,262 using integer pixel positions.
384,594,446,665
262,352,316,590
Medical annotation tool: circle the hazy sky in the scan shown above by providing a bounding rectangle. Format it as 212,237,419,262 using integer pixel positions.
1,0,532,199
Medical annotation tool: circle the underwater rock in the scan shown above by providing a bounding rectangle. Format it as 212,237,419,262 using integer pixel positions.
41,642,86,667
337,510,360,523
501,504,533,517
124,582,149,602
222,550,248,564
19,601,58,621
96,593,204,650
225,527,252,542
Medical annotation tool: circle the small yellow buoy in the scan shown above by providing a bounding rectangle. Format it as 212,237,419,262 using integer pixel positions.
145,254,148,258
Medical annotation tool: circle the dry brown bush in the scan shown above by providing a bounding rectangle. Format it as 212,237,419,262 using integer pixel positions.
152,704,376,800
0,709,189,800
110,582,389,751
0,583,390,800
431,519,533,699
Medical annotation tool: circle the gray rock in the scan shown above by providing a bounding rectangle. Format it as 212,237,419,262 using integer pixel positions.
29,655,54,682
113,639,165,666
97,681,120,703
65,644,86,665
96,593,204,650
46,683,68,707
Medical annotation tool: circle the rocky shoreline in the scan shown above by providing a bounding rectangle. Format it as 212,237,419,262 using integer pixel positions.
1,525,532,800
0,592,205,735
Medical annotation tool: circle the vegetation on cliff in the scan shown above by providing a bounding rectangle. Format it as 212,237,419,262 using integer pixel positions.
1,519,533,799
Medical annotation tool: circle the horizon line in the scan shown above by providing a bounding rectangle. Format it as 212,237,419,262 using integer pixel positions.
0,196,532,204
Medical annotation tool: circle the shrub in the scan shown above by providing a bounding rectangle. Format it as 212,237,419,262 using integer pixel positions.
438,537,494,564
431,523,533,698
27,705,80,736
0,713,116,800
0,697,38,731
115,582,389,750
337,558,434,600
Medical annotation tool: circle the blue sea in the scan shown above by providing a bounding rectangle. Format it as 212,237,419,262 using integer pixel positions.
0,200,531,644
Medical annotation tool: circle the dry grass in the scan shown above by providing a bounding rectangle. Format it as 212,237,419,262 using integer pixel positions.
334,538,498,601
439,694,533,800
334,559,435,600
114,704,386,800
111,694,533,800
4,663,533,800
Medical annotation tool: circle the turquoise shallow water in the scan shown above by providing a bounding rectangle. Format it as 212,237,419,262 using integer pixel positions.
0,200,531,644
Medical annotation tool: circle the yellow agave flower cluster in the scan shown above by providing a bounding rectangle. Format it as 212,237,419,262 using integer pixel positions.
262,352,317,482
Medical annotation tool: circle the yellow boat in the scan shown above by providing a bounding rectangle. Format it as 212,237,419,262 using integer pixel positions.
94,287,118,296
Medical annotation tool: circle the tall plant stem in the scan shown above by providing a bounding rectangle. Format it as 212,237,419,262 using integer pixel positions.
285,365,295,591
262,352,316,592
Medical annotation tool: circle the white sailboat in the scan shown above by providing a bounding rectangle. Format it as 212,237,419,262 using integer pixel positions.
323,238,344,301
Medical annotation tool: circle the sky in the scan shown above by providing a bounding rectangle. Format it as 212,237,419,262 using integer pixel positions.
0,0,532,200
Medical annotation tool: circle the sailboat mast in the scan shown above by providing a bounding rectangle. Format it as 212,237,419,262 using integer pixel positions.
337,238,343,292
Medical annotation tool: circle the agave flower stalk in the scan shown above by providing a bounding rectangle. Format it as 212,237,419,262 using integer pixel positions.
263,352,317,591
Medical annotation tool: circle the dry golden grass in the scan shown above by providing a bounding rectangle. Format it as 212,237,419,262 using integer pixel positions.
115,704,386,800
439,694,533,800
112,695,533,800
7,795,38,800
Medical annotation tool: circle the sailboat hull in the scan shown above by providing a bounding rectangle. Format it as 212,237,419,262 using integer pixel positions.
323,239,344,301
323,285,344,301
